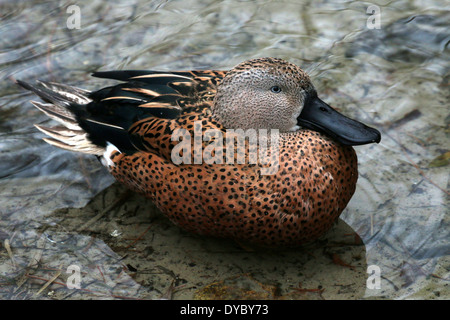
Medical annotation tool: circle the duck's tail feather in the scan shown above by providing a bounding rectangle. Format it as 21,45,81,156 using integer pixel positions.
17,80,105,155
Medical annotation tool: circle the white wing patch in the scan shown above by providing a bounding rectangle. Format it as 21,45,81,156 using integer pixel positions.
101,142,121,168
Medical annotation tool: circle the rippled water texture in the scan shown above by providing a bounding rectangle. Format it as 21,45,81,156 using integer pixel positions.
1,0,448,299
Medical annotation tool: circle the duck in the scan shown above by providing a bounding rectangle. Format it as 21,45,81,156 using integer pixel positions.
17,57,380,247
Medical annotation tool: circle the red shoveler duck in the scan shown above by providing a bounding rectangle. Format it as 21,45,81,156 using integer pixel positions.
17,58,380,247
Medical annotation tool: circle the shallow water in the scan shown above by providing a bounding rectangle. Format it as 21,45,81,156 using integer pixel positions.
0,0,448,300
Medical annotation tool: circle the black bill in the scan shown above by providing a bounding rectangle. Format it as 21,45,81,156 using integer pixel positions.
297,96,381,146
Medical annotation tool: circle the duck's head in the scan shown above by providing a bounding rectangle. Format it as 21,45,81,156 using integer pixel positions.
212,57,381,146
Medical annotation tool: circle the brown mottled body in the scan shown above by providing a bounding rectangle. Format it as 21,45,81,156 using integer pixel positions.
108,126,357,246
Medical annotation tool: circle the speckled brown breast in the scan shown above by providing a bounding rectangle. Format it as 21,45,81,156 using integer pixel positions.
108,125,357,247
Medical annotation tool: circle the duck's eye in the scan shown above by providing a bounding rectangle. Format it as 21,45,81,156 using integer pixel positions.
271,86,281,93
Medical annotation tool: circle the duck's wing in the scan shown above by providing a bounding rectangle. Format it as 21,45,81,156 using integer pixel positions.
91,69,226,110
85,69,227,158
19,70,227,157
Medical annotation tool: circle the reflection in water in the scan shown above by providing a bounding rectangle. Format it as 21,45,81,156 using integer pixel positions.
2,182,368,299
0,0,448,299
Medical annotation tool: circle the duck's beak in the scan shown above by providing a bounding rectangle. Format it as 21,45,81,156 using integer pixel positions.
297,96,381,146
